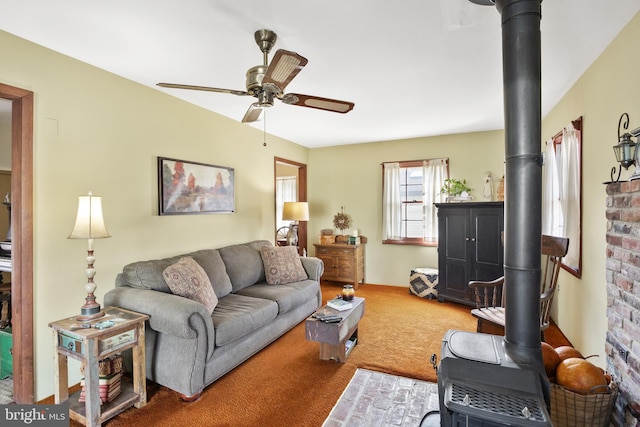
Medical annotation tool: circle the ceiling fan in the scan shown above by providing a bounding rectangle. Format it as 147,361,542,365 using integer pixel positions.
157,29,355,123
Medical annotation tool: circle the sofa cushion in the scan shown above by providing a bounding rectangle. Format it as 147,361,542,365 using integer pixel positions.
218,240,270,292
120,249,233,298
186,249,233,298
122,256,182,293
235,280,320,314
260,246,309,285
211,293,278,346
163,257,219,314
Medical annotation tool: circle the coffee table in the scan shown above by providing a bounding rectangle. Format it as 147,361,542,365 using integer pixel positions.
305,296,365,362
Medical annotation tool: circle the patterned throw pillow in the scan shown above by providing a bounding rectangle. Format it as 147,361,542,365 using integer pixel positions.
163,256,218,314
260,246,308,285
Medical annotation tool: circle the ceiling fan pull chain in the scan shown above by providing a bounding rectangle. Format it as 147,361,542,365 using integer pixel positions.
263,110,267,147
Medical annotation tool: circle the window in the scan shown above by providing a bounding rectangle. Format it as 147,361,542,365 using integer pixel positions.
542,117,582,278
382,159,448,246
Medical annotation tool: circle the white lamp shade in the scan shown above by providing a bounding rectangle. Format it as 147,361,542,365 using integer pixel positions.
68,193,111,239
282,202,309,221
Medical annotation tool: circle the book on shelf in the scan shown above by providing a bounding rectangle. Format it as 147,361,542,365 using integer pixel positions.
345,337,357,352
79,386,121,404
80,371,122,386
79,371,122,404
327,298,353,311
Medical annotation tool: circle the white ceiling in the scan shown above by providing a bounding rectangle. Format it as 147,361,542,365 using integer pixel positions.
0,0,638,148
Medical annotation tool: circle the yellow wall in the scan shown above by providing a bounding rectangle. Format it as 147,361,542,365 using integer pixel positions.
308,131,505,285
542,12,640,364
0,30,308,400
1,10,638,400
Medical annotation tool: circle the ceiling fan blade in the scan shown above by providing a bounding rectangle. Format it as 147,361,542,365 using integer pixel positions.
157,83,250,96
242,104,264,123
262,49,308,93
281,93,354,114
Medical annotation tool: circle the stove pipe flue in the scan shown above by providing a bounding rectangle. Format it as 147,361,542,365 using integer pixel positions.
474,0,544,366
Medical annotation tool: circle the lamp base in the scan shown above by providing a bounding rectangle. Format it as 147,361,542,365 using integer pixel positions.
76,308,105,322
76,295,105,322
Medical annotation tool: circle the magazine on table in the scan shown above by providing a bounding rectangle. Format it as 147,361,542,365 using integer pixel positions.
327,298,353,311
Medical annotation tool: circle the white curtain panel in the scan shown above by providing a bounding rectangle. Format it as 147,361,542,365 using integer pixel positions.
560,124,581,269
382,162,402,240
542,138,563,237
276,176,297,230
423,159,448,242
541,122,580,270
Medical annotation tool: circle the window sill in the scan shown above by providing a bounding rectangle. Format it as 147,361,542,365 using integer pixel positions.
383,240,438,247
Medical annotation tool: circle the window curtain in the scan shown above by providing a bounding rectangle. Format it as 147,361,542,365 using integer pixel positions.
542,122,581,269
276,176,297,230
382,163,402,240
423,159,448,242
560,124,581,269
542,138,562,237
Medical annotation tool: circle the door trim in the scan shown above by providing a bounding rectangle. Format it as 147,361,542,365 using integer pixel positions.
0,82,34,403
274,157,307,255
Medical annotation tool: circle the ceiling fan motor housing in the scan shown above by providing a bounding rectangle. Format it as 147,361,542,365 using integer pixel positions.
246,65,267,94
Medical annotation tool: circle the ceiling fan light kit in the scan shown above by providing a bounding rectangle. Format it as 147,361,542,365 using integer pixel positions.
157,29,354,124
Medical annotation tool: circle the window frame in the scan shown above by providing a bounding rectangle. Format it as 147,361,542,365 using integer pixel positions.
544,117,583,278
382,159,448,247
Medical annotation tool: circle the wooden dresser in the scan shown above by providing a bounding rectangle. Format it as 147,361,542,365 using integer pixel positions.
313,243,365,289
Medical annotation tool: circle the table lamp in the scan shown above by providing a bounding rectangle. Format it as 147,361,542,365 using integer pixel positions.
68,192,111,321
282,202,309,247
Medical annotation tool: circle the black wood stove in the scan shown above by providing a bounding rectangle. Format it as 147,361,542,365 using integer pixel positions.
435,1,552,426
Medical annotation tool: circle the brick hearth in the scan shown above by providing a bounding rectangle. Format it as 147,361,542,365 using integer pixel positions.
322,369,439,427
606,180,640,426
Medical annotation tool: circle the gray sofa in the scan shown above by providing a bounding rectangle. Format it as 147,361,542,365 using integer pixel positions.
104,240,323,399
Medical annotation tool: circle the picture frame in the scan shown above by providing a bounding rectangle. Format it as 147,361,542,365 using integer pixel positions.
158,156,235,215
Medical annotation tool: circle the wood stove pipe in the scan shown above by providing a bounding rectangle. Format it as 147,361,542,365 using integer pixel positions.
497,0,544,368
473,0,545,369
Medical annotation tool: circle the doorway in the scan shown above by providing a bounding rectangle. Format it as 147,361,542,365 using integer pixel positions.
274,157,307,255
0,83,34,404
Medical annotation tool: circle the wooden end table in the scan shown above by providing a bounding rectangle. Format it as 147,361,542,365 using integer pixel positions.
49,306,149,427
305,297,365,362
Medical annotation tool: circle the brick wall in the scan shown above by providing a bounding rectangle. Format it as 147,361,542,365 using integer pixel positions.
606,181,640,427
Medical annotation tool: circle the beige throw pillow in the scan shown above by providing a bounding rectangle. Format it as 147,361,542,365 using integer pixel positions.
163,256,218,314
260,246,308,285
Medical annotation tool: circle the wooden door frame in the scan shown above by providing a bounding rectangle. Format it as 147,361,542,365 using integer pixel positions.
274,157,307,255
0,82,34,403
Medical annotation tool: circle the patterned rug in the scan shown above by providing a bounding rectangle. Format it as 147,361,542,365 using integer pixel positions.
322,369,440,427
0,377,12,404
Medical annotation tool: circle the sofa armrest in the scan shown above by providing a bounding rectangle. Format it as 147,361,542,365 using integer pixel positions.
301,256,324,282
104,287,215,357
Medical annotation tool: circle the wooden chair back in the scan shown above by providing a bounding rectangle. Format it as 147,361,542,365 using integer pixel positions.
539,235,569,329
469,234,569,334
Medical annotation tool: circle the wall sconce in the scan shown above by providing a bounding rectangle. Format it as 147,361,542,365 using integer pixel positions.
612,113,640,182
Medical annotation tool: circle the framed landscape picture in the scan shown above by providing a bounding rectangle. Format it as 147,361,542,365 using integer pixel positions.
158,157,235,215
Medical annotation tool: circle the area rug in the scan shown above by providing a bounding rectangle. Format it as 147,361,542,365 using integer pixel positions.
322,368,439,427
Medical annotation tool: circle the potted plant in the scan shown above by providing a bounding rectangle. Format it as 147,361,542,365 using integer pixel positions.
440,178,473,202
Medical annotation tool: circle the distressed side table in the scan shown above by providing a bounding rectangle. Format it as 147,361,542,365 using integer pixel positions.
49,306,149,427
